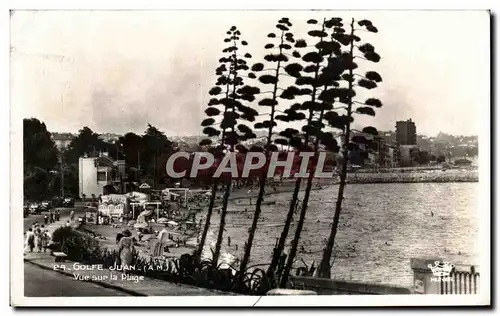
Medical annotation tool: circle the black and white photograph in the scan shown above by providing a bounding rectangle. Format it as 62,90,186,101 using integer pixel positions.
9,8,490,307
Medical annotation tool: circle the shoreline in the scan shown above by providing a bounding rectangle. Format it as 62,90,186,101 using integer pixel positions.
79,176,478,286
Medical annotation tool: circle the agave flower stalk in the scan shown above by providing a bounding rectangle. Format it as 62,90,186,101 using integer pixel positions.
316,18,382,278
205,26,260,268
279,17,347,287
236,17,297,290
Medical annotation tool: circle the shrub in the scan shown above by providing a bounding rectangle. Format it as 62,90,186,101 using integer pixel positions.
51,226,102,262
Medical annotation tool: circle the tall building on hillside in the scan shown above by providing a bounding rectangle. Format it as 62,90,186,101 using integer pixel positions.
99,133,121,143
396,119,417,145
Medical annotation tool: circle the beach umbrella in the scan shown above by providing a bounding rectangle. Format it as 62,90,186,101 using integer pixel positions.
128,220,136,226
167,220,179,226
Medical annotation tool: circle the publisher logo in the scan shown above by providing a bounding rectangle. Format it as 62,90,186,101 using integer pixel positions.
428,261,455,282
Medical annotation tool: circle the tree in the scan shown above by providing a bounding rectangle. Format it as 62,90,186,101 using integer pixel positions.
198,25,260,268
119,132,144,182
437,155,446,163
64,126,104,163
316,18,382,278
141,124,173,188
416,150,430,165
23,118,58,201
237,17,297,287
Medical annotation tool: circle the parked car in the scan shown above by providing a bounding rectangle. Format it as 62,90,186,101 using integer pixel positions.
29,203,42,215
40,200,52,212
62,197,75,207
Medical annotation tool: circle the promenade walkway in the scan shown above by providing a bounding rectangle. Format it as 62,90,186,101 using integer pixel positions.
24,210,233,296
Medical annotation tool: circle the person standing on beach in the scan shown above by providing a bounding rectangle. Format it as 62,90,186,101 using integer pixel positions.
154,224,170,257
228,236,231,247
70,210,75,222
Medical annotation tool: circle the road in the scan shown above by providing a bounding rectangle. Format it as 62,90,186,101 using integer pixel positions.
23,207,86,231
24,262,129,296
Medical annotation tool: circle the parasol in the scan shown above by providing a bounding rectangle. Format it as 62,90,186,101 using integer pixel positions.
167,220,179,226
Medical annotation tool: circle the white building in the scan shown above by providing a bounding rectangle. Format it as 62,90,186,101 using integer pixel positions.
78,152,126,198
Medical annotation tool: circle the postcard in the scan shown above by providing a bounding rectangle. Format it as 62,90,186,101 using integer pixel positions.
9,9,490,307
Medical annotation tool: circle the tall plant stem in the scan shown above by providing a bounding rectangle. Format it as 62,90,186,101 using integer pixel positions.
196,179,218,258
212,39,239,268
196,82,231,259
280,21,327,288
212,177,231,267
237,31,285,289
266,177,301,281
316,18,355,278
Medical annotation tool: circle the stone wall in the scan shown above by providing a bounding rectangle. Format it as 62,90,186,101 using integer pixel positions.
289,276,412,295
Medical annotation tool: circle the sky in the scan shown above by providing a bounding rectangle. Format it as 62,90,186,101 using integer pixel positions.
10,10,489,137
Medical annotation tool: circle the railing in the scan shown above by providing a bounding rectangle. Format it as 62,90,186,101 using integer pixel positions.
438,266,480,295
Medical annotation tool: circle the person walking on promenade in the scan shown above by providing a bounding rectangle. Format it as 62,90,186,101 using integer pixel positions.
49,210,54,223
41,229,50,252
43,214,48,225
117,229,135,267
55,210,60,221
70,210,75,222
25,228,35,253
35,227,43,252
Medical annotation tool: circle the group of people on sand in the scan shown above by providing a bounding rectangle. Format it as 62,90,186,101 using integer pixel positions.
115,223,190,260
24,222,51,254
